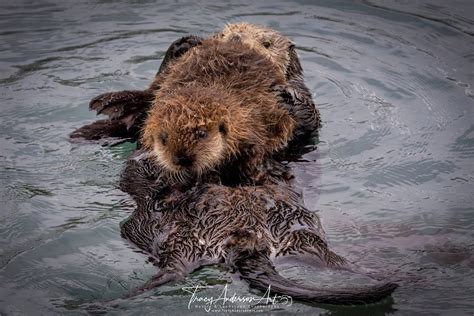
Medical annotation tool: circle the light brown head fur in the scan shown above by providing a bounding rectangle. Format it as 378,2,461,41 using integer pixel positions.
216,22,303,80
142,39,295,184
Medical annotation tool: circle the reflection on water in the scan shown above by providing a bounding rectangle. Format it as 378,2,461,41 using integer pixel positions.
1,0,473,314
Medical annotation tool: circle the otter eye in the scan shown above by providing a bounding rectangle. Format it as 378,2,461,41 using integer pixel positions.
159,132,168,145
196,129,208,139
219,123,226,135
262,41,271,48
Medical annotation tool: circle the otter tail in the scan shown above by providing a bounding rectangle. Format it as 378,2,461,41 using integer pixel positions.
234,249,397,305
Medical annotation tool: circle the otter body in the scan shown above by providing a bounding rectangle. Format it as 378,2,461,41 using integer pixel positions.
70,23,319,147
119,154,397,304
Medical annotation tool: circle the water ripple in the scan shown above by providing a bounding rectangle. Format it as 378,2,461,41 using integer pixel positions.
0,56,106,85
1,0,473,314
361,0,474,36
54,28,188,53
365,159,456,187
451,125,474,159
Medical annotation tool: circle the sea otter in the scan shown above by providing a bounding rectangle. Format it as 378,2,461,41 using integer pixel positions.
141,38,295,185
70,23,319,147
117,153,397,305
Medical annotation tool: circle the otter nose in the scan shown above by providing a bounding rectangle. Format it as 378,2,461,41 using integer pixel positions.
231,34,241,42
173,154,194,167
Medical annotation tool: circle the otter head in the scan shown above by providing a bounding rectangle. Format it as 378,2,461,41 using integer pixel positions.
217,23,300,79
142,84,295,185
142,87,243,184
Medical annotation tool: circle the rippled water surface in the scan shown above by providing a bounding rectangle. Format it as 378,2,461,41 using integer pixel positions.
1,0,473,315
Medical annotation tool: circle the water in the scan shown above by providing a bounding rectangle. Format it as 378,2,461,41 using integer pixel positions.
1,0,473,314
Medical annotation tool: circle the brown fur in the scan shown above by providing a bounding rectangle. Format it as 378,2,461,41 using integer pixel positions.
142,39,295,184
217,23,321,142
216,22,303,80
72,23,317,147
116,153,398,304
215,22,302,79
216,23,320,141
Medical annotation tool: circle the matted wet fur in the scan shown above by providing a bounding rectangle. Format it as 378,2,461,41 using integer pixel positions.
117,153,397,305
68,23,399,308
217,23,321,141
70,23,320,147
141,38,295,185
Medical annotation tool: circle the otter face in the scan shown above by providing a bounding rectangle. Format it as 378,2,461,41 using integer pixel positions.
142,93,231,184
218,23,293,77
153,122,225,174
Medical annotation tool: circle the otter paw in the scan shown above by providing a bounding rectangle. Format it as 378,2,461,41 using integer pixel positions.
271,84,297,113
170,35,202,58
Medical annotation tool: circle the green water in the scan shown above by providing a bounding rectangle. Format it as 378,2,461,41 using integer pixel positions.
1,0,473,315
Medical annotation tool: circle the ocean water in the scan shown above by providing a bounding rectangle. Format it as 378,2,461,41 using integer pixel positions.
0,0,473,315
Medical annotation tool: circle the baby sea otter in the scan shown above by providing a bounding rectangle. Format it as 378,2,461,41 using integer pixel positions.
70,23,319,147
118,153,397,305
141,38,295,185
217,22,302,81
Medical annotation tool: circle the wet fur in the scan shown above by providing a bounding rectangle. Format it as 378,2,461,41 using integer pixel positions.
217,23,300,81
141,39,295,185
69,23,397,306
119,154,397,304
70,23,320,146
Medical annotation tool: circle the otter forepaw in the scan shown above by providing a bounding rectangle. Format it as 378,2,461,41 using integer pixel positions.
271,84,297,114
169,35,203,58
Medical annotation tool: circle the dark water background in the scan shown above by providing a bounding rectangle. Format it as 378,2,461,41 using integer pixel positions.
1,0,473,315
